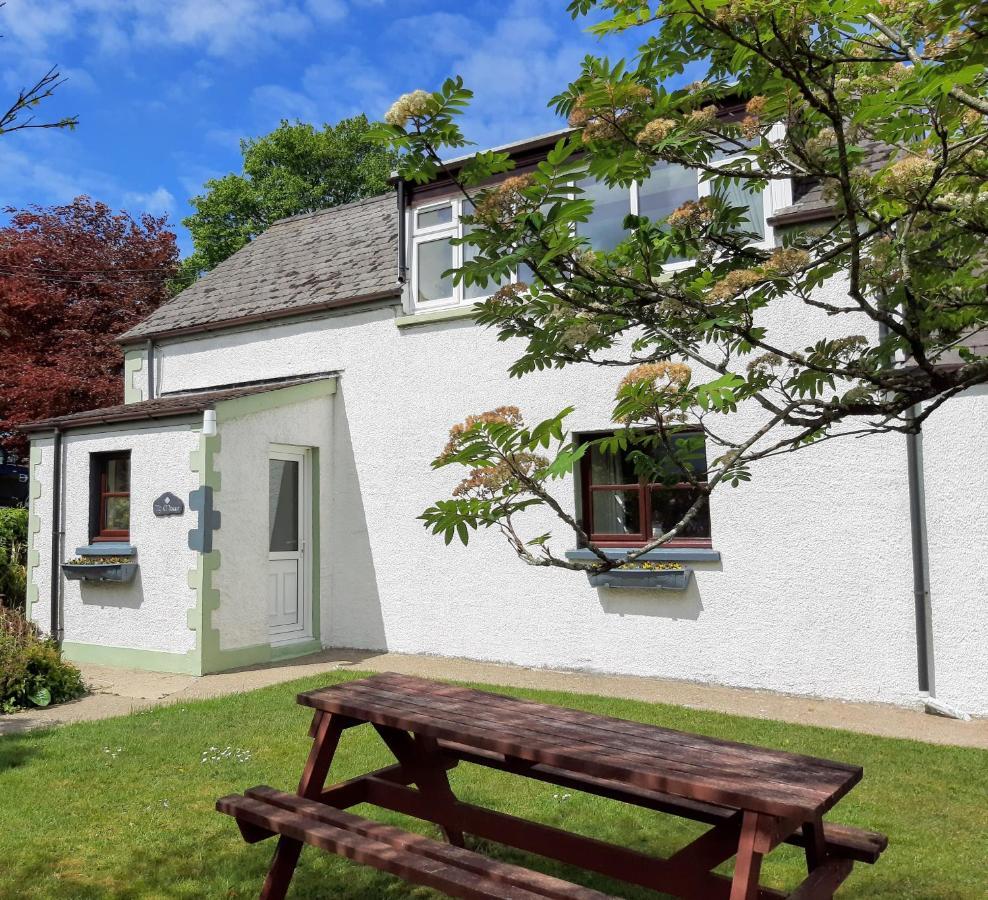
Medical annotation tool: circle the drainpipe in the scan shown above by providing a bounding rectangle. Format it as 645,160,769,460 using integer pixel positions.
49,427,63,645
903,399,969,719
396,178,407,284
904,407,932,694
146,338,156,400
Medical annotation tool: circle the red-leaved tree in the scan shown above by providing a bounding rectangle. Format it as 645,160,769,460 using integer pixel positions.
0,197,178,456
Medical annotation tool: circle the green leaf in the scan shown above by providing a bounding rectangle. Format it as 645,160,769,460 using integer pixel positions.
29,686,51,707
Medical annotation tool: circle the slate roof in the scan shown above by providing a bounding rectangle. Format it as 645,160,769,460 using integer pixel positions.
23,374,337,433
119,193,400,343
116,131,894,342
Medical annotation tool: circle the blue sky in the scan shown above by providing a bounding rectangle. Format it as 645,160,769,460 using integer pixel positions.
0,0,641,256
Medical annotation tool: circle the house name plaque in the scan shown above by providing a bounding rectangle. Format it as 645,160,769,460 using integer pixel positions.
153,492,185,517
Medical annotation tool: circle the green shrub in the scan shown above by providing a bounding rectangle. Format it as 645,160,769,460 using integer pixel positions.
0,607,85,714
0,507,28,611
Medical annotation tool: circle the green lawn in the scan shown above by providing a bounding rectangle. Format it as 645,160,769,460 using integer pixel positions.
1,671,986,899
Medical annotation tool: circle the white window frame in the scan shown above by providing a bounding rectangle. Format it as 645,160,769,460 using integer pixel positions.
696,131,790,252
407,140,789,314
410,199,459,311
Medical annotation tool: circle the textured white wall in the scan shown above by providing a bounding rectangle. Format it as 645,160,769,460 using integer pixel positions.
30,425,200,654
211,393,334,652
146,276,988,713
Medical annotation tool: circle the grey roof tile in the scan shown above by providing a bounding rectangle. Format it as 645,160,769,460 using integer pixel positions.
23,375,337,432
120,192,399,342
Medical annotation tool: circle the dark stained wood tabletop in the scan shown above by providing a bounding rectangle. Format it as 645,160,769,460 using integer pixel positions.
298,673,862,821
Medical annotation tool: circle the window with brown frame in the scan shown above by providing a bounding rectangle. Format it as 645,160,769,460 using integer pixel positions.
579,431,711,548
93,452,131,541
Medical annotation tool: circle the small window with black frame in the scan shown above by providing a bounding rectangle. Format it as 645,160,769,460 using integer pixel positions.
579,430,711,548
92,451,131,541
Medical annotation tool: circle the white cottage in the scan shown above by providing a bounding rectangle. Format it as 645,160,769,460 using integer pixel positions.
24,130,988,716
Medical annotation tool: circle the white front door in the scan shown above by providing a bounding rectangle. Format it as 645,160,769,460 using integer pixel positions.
268,448,308,642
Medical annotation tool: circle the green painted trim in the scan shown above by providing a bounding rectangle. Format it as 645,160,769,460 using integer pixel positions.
123,350,145,404
395,305,478,329
61,641,202,674
215,378,336,423
310,447,321,645
25,445,43,621
271,638,322,662
207,642,272,671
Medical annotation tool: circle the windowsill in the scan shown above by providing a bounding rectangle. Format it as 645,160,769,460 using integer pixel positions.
565,547,720,563
75,542,136,557
395,305,479,329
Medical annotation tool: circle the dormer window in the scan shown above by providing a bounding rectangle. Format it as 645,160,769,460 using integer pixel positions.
407,152,786,314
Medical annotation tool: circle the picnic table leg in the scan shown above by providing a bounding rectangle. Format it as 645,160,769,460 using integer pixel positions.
298,712,349,798
375,726,466,847
729,811,766,900
259,837,303,900
802,815,827,872
256,712,350,900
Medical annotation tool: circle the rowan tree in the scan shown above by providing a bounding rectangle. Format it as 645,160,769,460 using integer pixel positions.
373,0,988,572
0,198,178,457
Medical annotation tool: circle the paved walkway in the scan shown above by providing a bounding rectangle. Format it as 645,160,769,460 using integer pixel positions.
2,649,986,748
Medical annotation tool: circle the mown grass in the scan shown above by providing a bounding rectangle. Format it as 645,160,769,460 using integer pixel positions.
1,670,985,898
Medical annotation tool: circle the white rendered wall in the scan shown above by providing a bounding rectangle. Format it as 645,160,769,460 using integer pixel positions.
142,278,979,712
29,424,200,654
211,393,334,652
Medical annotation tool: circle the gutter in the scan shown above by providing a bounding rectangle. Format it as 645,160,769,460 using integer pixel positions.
397,178,407,284
116,287,402,347
49,427,63,645
146,338,156,400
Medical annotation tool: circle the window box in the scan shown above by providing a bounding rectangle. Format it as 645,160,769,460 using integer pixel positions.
586,566,692,591
62,554,138,584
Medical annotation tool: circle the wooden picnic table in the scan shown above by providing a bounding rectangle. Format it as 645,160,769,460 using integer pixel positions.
217,673,886,900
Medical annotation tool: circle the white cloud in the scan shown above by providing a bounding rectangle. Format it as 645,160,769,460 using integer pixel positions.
0,130,118,210
301,49,393,121
251,84,319,123
305,0,347,24
0,0,349,62
387,0,583,148
123,185,176,216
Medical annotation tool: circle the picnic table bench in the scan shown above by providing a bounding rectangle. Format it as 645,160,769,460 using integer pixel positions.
217,673,887,899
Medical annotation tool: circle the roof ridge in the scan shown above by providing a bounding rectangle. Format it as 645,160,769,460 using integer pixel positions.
269,190,394,228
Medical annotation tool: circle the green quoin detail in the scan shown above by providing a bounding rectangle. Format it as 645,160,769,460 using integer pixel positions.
123,350,145,404
25,445,43,621
187,429,220,674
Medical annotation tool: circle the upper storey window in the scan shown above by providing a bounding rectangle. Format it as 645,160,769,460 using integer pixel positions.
407,156,785,313
576,157,773,255
410,197,514,311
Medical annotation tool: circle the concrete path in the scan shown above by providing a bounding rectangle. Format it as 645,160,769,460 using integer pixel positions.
2,648,986,748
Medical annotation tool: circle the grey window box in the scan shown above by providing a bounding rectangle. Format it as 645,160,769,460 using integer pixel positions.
587,567,692,590
62,562,138,583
